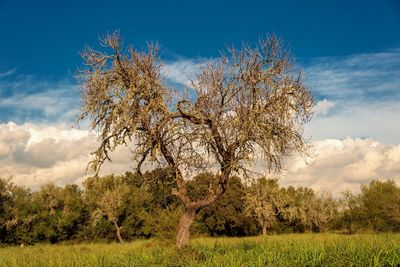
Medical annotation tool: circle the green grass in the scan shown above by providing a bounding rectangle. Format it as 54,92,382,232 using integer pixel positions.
0,234,400,266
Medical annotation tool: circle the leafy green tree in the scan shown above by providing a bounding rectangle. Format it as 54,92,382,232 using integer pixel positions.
337,180,400,233
359,180,400,232
141,168,179,209
30,184,65,243
58,185,87,241
9,184,84,244
83,174,153,242
2,183,36,244
188,173,256,237
0,177,13,242
120,187,153,239
311,192,338,232
385,188,400,224
335,190,363,233
279,186,317,232
128,169,179,239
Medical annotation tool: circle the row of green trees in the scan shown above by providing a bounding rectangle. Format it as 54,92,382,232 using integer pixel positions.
0,170,399,245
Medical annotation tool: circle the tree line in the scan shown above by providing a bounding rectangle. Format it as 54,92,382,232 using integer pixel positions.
1,169,399,245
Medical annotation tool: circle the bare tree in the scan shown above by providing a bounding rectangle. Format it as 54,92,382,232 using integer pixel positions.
93,187,127,243
84,176,129,243
77,32,313,248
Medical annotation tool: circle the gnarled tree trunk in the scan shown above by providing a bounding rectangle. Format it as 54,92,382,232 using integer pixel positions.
176,207,197,249
174,168,230,248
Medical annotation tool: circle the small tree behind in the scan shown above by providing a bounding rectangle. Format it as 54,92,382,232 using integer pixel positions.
96,187,127,243
77,32,313,248
84,176,129,243
311,192,337,232
244,178,283,236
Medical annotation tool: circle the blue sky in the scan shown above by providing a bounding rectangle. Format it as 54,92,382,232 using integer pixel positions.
1,0,399,78
0,0,400,190
0,0,399,130
0,0,399,125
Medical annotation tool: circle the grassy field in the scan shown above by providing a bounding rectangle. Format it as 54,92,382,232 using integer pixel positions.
0,234,399,266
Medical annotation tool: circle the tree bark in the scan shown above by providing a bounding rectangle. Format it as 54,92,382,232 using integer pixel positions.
176,207,197,249
174,168,231,248
262,221,267,236
113,220,124,243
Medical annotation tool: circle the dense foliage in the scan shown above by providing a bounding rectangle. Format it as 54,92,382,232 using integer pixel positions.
0,170,399,245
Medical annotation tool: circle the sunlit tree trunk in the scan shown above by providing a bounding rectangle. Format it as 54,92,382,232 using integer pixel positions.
262,221,267,236
176,207,197,249
112,220,124,243
174,169,229,248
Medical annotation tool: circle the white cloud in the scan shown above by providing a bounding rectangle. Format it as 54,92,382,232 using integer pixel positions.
387,145,400,162
0,122,398,196
0,73,79,123
280,138,400,195
0,122,132,189
305,100,400,144
0,50,399,193
162,59,212,87
0,88,76,117
313,99,335,116
304,49,400,99
300,49,400,144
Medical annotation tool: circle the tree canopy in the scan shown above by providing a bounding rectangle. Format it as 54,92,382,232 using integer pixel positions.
77,32,313,247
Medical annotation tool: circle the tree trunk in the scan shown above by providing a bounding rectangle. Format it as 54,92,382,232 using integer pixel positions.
176,207,197,249
172,167,231,248
113,220,124,243
262,221,267,236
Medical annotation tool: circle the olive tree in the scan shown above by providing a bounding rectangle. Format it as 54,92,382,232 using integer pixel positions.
77,32,313,248
282,187,317,232
311,192,338,232
244,178,283,236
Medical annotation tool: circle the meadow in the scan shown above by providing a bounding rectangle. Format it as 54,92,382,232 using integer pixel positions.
0,234,399,267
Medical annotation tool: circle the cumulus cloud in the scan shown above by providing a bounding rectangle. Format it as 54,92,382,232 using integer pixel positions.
280,138,400,195
0,122,398,196
0,122,132,189
1,49,400,193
